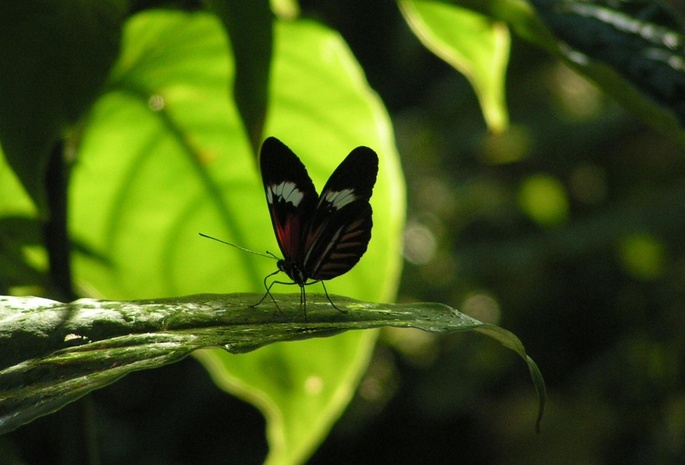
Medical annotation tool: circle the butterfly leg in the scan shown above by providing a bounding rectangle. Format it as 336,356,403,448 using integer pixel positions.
300,285,308,322
252,269,284,314
320,281,347,314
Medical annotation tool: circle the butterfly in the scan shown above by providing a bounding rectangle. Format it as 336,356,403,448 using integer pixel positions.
256,136,378,316
201,136,378,318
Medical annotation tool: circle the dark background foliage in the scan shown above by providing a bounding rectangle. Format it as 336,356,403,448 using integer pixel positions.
4,0,685,464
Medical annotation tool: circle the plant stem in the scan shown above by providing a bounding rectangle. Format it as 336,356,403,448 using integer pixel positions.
43,141,77,302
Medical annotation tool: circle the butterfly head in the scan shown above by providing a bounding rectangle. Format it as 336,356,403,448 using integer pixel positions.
277,258,307,287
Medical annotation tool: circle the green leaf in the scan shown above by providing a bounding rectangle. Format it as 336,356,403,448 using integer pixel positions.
68,10,405,464
0,0,124,214
400,0,511,132
0,294,546,437
204,0,272,151
272,0,301,20
194,329,378,465
0,157,46,293
0,217,48,292
533,0,685,126
0,151,37,218
452,0,685,147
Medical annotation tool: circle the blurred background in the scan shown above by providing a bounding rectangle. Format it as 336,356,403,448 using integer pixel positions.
309,2,685,464
7,1,685,464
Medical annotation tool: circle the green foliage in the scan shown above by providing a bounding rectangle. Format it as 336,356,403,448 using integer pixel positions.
0,6,410,462
203,0,272,150
5,0,684,463
400,0,511,132
70,11,405,465
463,0,685,145
0,1,124,214
0,295,544,443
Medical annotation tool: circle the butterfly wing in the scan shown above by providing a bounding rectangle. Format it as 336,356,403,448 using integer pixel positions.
259,137,319,262
302,146,379,281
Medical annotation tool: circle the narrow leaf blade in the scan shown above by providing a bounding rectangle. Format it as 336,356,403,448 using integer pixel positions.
0,294,545,435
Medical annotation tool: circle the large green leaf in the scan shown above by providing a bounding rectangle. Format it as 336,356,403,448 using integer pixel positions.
400,0,511,133
451,0,685,147
68,10,404,465
0,1,123,214
204,0,272,151
0,154,46,293
0,294,546,438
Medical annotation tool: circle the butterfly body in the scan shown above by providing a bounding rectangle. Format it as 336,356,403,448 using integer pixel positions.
259,136,378,312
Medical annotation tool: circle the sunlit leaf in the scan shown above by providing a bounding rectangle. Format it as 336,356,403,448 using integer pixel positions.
400,0,510,132
204,0,272,151
69,11,404,465
453,0,685,147
0,1,123,214
0,158,46,294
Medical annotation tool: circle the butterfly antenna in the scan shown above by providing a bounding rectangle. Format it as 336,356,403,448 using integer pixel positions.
199,233,278,260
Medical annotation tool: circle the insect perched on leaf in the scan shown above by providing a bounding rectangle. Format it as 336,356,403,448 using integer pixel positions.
201,136,378,318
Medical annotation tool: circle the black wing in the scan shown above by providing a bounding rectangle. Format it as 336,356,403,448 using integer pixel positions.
302,146,379,281
259,137,319,262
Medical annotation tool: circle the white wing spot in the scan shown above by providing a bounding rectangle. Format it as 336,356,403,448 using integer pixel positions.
324,188,356,209
268,181,304,206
